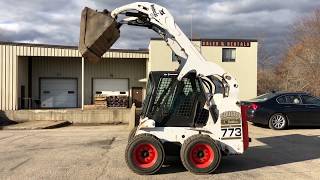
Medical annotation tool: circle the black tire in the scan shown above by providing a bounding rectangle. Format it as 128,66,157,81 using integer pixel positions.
125,134,165,175
180,134,221,174
269,113,287,130
128,127,137,143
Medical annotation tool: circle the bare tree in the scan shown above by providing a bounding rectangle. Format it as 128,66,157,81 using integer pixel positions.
277,9,320,96
257,38,279,95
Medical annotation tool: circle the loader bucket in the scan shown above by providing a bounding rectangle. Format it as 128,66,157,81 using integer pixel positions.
79,7,120,63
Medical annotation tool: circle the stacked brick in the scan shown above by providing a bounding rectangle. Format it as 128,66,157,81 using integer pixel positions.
106,96,128,108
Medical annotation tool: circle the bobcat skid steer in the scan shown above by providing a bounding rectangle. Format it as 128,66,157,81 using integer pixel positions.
78,2,250,175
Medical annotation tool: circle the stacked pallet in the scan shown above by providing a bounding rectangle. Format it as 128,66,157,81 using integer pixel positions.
94,95,107,106
106,95,128,108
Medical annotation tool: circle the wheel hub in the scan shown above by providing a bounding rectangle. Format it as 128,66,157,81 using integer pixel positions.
141,151,149,158
272,114,285,129
189,143,214,168
197,151,204,158
132,143,158,169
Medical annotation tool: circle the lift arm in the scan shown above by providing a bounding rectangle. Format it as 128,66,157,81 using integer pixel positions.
79,2,239,98
110,2,227,80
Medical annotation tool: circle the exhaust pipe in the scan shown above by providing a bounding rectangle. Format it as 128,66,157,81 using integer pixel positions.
79,7,120,63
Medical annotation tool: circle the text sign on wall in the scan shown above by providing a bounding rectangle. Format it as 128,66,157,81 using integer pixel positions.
201,40,251,47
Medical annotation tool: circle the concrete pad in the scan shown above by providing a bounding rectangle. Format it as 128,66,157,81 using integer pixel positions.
5,107,136,124
1,120,71,130
0,124,319,179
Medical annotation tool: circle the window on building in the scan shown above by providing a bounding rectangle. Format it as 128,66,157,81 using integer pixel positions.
222,48,236,62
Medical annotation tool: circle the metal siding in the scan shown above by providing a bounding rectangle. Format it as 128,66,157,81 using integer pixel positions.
0,46,2,109
28,46,31,56
13,46,17,110
54,49,59,56
6,45,10,109
1,45,5,109
72,49,76,57
17,56,29,108
47,48,52,56
34,47,38,56
58,48,62,56
46,48,50,56
30,46,34,56
8,45,13,110
40,47,44,56
64,49,68,57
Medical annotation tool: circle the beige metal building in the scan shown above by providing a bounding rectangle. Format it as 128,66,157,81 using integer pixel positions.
149,38,258,100
0,42,148,111
0,38,257,111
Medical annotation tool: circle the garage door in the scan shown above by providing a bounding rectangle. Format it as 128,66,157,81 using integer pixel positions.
93,79,128,96
40,79,77,108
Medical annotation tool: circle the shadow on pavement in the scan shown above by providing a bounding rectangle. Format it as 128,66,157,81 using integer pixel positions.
251,122,320,130
217,134,320,174
158,134,320,174
159,163,186,174
158,156,186,174
0,111,17,129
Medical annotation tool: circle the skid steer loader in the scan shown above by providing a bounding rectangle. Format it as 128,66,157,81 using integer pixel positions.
79,2,249,175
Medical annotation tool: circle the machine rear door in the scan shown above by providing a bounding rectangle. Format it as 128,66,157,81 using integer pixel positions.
150,73,207,127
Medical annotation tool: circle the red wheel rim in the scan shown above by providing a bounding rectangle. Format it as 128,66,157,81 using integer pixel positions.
132,143,158,168
189,143,214,168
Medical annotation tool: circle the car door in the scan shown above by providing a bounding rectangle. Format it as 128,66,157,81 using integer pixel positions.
300,95,320,126
281,95,307,126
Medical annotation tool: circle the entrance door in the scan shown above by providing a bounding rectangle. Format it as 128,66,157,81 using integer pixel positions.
40,79,77,108
132,87,143,108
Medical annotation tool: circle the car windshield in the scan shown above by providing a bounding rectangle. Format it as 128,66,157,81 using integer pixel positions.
252,93,277,102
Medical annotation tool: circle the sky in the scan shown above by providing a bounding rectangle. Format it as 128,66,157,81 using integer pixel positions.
0,0,319,64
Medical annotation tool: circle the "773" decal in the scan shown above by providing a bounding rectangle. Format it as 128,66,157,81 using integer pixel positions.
221,128,242,139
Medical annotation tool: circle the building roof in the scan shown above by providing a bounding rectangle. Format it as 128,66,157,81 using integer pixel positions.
0,41,149,59
150,37,258,42
0,41,149,54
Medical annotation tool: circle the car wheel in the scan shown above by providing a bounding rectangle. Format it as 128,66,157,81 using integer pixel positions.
269,113,287,130
180,134,221,174
125,134,165,175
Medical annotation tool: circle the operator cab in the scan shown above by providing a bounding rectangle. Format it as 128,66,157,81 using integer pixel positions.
141,71,212,127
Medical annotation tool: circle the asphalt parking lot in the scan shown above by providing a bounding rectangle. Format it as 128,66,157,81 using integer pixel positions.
0,123,319,180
